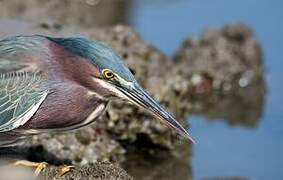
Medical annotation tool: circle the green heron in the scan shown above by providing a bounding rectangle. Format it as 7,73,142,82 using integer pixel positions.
0,35,194,175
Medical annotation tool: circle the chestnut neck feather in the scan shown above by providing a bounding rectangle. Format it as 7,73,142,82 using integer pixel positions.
44,39,114,98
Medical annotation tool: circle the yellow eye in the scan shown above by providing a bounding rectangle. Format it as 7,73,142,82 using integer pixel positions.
102,69,115,79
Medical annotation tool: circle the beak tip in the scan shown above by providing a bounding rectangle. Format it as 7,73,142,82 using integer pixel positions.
188,136,196,144
180,129,196,144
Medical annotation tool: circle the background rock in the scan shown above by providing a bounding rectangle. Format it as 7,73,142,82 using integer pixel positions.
174,24,265,127
175,24,263,92
0,0,130,28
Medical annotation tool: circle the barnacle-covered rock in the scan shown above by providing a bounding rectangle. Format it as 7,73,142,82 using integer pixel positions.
175,23,263,93
39,161,133,180
174,24,265,127
0,0,129,28
29,128,126,165
0,160,132,180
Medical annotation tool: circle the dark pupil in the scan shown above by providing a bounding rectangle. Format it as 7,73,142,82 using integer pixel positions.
106,72,113,77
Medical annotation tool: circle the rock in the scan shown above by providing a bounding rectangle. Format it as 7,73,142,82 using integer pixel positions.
175,23,263,92
174,24,265,127
0,160,132,180
0,0,129,27
39,161,133,180
29,129,126,165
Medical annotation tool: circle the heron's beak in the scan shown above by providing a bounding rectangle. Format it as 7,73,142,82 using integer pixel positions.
117,82,195,144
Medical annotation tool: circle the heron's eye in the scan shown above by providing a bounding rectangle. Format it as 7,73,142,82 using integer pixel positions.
102,69,115,79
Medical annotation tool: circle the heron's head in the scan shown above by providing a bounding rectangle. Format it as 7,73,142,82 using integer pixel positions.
49,37,195,143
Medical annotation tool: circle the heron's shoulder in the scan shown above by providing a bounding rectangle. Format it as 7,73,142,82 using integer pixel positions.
45,36,111,58
0,35,48,53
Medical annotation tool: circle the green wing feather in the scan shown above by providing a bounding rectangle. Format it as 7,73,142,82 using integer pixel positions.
0,72,48,132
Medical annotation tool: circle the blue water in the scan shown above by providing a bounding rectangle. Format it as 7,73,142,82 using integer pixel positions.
130,1,283,179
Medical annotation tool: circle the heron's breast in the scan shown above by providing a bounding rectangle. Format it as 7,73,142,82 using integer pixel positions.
53,102,107,132
20,82,108,132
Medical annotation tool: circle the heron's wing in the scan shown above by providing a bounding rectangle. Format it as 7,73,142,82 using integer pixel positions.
0,72,48,132
0,35,49,74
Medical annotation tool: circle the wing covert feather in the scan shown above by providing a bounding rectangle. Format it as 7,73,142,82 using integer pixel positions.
0,72,48,132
